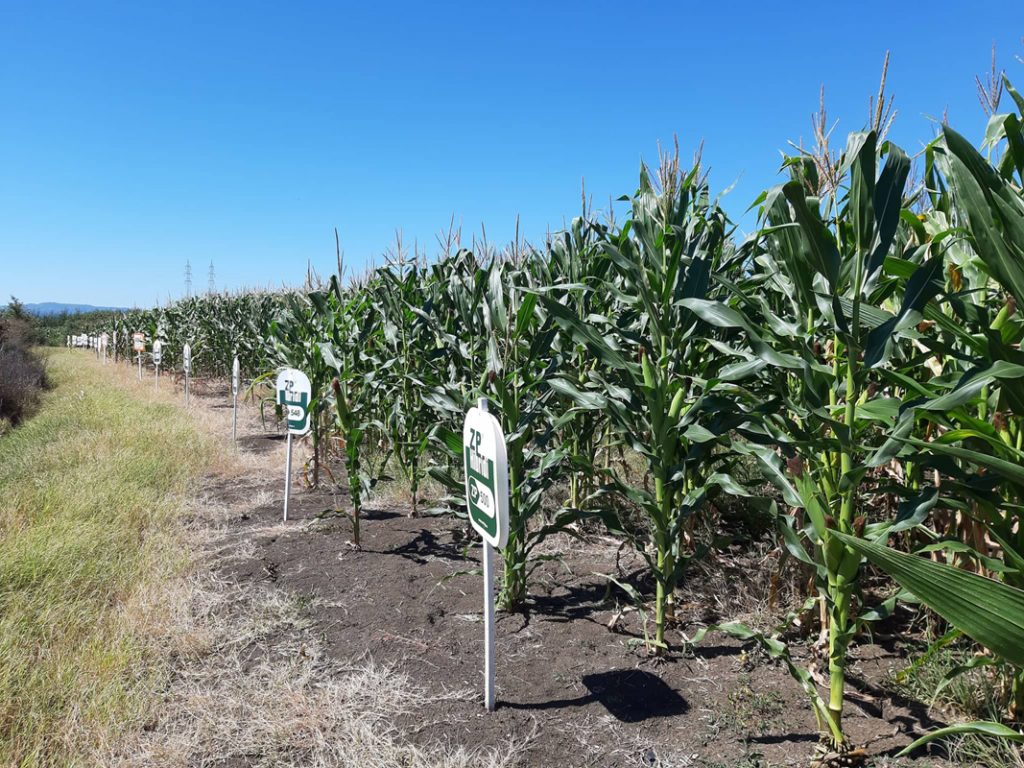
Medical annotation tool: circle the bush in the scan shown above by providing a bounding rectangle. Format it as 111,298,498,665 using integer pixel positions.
0,317,48,428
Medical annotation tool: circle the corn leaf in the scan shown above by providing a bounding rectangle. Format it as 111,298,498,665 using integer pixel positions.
833,531,1024,668
897,721,1024,757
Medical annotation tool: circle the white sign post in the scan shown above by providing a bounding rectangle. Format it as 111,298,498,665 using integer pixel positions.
462,397,509,712
133,332,145,380
152,340,163,390
183,343,192,407
231,356,240,443
100,332,109,364
276,369,312,521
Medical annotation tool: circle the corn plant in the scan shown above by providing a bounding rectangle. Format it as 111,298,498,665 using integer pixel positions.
540,156,765,653
320,275,382,546
369,259,437,515
418,250,583,610
722,130,959,750
536,214,614,509
854,106,1024,733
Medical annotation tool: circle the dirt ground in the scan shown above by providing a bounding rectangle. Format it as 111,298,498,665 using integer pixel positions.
149,376,956,768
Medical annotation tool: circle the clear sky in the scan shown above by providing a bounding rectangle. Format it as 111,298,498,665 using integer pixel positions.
2,1,1022,307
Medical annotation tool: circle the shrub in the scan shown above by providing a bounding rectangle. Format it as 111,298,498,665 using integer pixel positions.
0,316,49,427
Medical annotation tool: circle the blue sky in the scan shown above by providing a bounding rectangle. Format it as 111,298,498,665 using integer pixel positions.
2,1,1022,307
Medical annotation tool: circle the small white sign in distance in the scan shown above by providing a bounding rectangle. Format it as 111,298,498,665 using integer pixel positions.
183,343,192,374
462,405,510,549
232,357,240,396
152,340,163,365
133,332,145,353
275,369,312,436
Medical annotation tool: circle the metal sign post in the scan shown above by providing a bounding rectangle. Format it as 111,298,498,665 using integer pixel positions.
482,533,496,712
183,343,192,407
152,341,162,390
463,397,510,712
231,356,240,443
276,369,312,521
284,431,293,517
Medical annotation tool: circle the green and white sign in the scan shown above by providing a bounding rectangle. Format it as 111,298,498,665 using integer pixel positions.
276,367,311,522
463,403,509,549
276,368,312,436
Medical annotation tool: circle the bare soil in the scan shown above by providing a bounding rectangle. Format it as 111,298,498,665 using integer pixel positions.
171,380,955,768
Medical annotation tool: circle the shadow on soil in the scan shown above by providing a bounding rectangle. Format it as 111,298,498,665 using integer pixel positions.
371,527,471,564
503,669,688,723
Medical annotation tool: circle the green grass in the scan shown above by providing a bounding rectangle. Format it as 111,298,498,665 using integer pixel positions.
0,350,212,766
891,640,1024,767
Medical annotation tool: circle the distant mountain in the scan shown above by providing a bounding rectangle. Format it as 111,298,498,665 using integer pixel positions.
21,302,127,316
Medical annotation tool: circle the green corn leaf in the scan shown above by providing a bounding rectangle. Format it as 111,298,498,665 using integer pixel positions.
548,377,609,410
941,126,1024,305
903,437,1024,486
897,721,1024,757
914,540,1016,575
870,142,911,273
863,255,944,368
917,360,1024,412
780,181,841,289
536,293,633,372
676,298,752,331
793,473,826,540
736,441,801,508
1005,74,1024,116
855,397,900,423
846,130,877,261
832,531,1024,668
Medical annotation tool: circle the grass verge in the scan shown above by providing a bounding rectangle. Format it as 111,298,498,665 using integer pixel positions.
0,350,212,766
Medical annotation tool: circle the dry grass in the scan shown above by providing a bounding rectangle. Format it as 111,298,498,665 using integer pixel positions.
109,568,524,768
111,363,524,767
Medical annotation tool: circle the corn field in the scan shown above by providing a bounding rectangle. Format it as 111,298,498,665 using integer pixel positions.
70,75,1024,761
